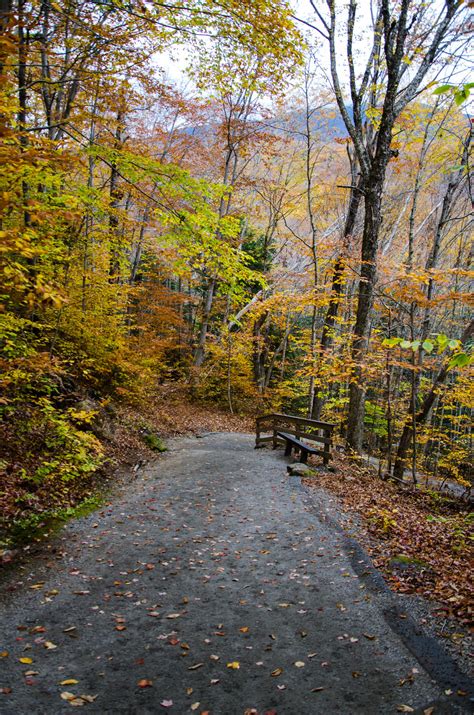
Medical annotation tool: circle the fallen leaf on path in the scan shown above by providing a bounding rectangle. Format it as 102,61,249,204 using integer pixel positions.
190,703,200,711
397,706,414,713
160,700,173,708
44,641,57,649
60,679,79,686
188,663,203,670
60,691,97,706
226,662,240,669
239,627,249,633
311,687,325,693
19,657,33,664
137,679,153,688
0,688,12,695
294,661,305,668
0,651,8,657
271,668,283,677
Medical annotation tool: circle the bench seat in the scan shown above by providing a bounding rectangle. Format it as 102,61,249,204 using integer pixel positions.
276,431,322,464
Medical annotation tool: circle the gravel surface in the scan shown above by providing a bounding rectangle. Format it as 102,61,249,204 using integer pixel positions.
0,433,472,714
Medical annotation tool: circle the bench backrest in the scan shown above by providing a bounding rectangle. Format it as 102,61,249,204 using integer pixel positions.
255,412,335,464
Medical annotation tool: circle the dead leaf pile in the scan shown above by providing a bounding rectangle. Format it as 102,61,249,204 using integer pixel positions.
303,454,473,622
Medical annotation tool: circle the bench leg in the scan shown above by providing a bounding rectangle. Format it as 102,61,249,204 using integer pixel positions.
284,441,292,456
300,449,308,464
323,429,331,465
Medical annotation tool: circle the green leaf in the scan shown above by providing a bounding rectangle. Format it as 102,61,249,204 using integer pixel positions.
400,340,412,349
448,353,471,369
454,89,469,106
436,334,449,351
422,340,434,353
448,339,460,350
432,84,453,95
382,337,401,348
410,340,421,351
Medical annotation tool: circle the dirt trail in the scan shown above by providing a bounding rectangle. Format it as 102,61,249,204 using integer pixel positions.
0,433,471,714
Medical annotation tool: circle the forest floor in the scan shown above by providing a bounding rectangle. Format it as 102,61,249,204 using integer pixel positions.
302,455,473,624
0,433,472,714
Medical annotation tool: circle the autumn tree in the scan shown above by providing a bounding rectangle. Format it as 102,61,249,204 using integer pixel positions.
305,0,468,451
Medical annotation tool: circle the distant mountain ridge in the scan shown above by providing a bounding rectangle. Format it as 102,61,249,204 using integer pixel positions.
181,105,350,141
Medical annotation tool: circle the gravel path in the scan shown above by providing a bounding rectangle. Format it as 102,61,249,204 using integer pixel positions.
0,433,472,714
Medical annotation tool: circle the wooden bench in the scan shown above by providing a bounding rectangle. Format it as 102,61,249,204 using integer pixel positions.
255,413,335,466
276,431,321,464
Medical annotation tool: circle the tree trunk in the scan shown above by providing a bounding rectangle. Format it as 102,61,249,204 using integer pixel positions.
18,0,30,229
194,278,216,367
252,311,269,391
311,175,362,420
0,0,12,75
192,150,237,366
346,174,385,451
109,110,124,282
393,319,474,479
393,127,472,477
